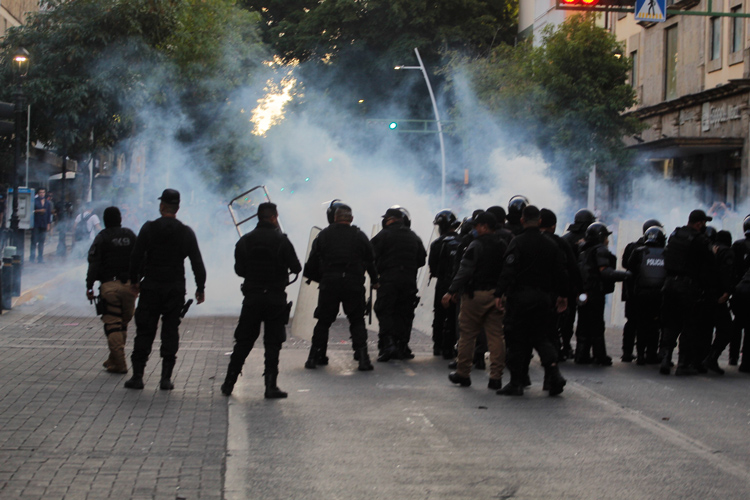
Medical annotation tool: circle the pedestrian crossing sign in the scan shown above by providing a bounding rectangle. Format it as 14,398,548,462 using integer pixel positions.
635,0,666,22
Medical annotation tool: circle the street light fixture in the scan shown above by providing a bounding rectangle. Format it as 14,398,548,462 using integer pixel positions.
395,48,447,207
10,47,29,259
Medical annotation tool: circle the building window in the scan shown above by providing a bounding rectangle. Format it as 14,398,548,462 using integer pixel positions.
732,7,743,53
710,17,721,60
665,26,678,100
630,50,638,88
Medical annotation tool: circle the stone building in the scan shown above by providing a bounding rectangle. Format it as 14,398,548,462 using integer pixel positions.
1,0,38,37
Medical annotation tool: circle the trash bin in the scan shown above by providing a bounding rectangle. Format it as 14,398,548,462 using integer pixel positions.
2,257,12,310
11,254,21,297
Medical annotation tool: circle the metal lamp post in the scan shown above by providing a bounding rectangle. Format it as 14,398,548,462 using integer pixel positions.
11,48,29,258
395,48,447,207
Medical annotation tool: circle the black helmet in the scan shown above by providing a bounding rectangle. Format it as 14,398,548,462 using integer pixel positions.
434,209,458,234
643,226,666,247
391,205,411,227
382,205,407,228
326,199,344,224
485,206,507,225
574,209,596,226
459,216,473,236
642,218,663,234
584,222,612,244
743,215,750,236
508,195,529,219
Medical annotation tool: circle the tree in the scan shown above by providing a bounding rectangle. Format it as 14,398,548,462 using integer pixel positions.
456,14,645,199
0,0,268,192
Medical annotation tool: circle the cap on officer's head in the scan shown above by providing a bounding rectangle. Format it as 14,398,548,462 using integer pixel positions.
688,209,712,224
158,188,180,205
539,208,557,229
473,211,497,229
382,207,403,220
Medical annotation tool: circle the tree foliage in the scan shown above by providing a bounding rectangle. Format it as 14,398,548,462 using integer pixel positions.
0,0,266,190
457,14,644,198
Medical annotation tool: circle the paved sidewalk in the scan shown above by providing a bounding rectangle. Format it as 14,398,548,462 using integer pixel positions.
0,296,237,500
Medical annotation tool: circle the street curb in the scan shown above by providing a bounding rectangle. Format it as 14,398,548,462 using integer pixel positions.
10,264,85,309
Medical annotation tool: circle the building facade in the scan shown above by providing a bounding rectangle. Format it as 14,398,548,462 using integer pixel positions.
0,0,37,37
615,0,750,209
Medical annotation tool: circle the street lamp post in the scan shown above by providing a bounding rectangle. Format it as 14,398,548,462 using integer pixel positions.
11,48,29,259
395,48,447,207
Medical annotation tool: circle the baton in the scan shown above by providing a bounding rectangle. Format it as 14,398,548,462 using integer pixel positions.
180,299,194,318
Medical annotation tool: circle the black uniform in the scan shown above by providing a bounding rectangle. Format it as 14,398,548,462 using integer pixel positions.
543,231,577,356
576,242,626,365
621,238,644,361
730,236,750,367
627,243,666,363
224,220,301,387
87,226,137,290
660,226,715,374
306,223,377,365
129,216,206,380
428,231,460,358
371,220,427,360
561,228,586,354
496,227,568,390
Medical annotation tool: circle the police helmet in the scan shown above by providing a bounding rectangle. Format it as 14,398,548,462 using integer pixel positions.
643,226,666,247
326,199,344,224
584,222,612,244
642,218,663,234
574,209,596,226
459,216,473,236
391,205,411,227
507,196,529,218
433,209,458,234
743,215,750,236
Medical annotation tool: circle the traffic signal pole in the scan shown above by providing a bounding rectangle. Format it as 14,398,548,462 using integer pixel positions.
11,87,25,259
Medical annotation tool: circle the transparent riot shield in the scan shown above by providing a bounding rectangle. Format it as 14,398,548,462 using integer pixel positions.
291,226,322,341
228,185,285,237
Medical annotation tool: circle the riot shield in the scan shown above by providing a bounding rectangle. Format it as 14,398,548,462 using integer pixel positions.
228,186,283,237
291,226,322,341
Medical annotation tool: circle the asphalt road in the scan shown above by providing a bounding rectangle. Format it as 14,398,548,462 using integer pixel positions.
225,321,750,500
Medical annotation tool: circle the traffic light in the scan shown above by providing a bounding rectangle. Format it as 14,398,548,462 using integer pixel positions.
0,102,14,137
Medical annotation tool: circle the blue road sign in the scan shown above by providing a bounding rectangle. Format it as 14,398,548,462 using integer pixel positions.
635,0,666,22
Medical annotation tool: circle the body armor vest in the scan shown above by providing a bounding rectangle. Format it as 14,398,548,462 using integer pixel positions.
636,246,666,291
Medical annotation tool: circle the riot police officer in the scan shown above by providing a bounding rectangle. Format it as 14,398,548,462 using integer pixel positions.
429,210,461,359
495,206,568,396
371,207,427,361
443,212,507,389
561,208,596,359
660,210,716,375
730,215,750,369
125,189,206,390
303,204,378,371
221,203,301,397
626,226,667,365
86,207,137,374
505,196,529,236
576,222,630,366
621,219,663,362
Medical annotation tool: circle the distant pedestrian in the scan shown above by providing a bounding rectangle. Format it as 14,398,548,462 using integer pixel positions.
73,204,102,258
30,187,52,263
125,189,206,391
86,207,136,374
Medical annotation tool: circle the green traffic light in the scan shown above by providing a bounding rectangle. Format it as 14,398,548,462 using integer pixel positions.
389,122,398,130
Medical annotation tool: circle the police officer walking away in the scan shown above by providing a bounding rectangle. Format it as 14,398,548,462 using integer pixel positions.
221,203,301,397
371,207,427,361
495,206,569,397
86,207,137,374
660,210,715,375
125,189,206,390
428,210,461,359
303,204,377,371
444,212,507,389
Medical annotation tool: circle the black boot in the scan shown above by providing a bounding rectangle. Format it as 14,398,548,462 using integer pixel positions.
574,341,591,364
544,364,566,396
160,360,175,390
304,347,319,369
702,349,725,375
377,338,397,362
124,362,145,389
497,371,524,396
264,373,288,399
659,348,673,375
675,350,697,376
221,367,242,396
317,346,329,366
357,347,374,371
